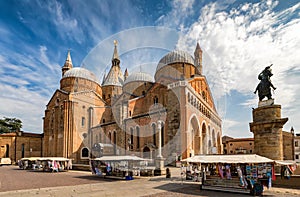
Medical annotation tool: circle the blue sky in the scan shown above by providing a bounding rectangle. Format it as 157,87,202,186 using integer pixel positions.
0,0,300,138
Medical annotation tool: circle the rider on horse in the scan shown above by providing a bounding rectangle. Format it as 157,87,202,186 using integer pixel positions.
254,64,276,101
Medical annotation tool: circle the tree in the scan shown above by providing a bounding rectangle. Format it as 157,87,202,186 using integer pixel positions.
0,117,22,134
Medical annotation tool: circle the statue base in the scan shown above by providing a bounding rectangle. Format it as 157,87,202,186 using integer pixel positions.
154,157,166,176
258,99,274,107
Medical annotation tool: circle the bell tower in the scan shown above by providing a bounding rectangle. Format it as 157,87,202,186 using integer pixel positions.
62,50,73,76
194,42,203,75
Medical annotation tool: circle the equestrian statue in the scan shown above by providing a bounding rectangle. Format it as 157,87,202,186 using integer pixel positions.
254,64,276,101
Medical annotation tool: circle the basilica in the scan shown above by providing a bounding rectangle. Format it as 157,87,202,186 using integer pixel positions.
43,42,222,165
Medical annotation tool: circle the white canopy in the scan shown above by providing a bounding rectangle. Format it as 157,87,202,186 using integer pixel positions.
36,157,70,162
92,155,148,161
182,154,274,164
20,157,41,161
275,160,297,165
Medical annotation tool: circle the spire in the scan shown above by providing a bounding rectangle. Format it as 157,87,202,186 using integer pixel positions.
62,50,73,77
102,41,124,86
194,42,203,75
124,68,129,81
112,40,120,65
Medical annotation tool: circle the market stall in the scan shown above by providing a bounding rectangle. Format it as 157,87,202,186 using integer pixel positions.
182,154,275,196
18,157,42,170
36,157,71,172
90,155,149,180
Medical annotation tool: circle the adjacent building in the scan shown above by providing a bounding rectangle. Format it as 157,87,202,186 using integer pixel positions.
0,131,43,163
222,136,254,154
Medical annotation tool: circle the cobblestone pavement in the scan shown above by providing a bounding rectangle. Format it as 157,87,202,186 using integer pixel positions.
1,166,300,197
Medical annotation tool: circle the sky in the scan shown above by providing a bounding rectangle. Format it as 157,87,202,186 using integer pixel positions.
0,0,299,138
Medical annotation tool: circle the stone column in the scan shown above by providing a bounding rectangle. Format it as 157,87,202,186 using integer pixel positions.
249,100,288,160
155,120,165,175
157,121,162,158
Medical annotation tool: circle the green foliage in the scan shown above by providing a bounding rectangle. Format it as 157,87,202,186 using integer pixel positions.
0,117,22,134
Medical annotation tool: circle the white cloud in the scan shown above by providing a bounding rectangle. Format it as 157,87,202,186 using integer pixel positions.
156,0,195,28
161,0,300,134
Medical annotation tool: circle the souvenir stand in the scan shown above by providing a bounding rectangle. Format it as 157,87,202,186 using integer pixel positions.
90,155,148,180
36,157,71,172
183,154,275,196
18,157,41,170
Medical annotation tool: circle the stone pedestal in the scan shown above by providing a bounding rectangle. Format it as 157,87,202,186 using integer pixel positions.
249,102,288,160
154,157,166,175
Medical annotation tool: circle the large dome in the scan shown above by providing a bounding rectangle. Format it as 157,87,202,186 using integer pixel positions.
62,67,99,84
124,72,154,85
156,50,194,72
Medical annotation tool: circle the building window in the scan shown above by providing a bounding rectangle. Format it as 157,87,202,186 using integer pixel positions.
250,150,252,153
161,122,164,146
81,117,85,127
230,143,233,146
136,127,140,149
81,147,89,158
153,96,158,105
295,141,299,147
103,119,105,123
142,91,145,95
103,95,106,100
296,155,299,160
130,128,134,150
129,111,132,116
5,144,9,158
250,143,252,145
230,150,233,154
152,124,156,146
21,144,25,158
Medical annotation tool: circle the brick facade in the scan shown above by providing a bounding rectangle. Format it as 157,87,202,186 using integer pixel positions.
43,43,222,165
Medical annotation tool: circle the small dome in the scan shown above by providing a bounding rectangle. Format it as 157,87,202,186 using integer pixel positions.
63,67,99,84
124,72,154,85
156,50,194,72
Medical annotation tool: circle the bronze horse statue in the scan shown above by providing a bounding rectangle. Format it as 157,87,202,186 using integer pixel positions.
254,64,276,101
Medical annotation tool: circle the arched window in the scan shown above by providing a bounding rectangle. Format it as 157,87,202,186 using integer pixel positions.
81,147,89,158
152,124,156,146
136,127,140,149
